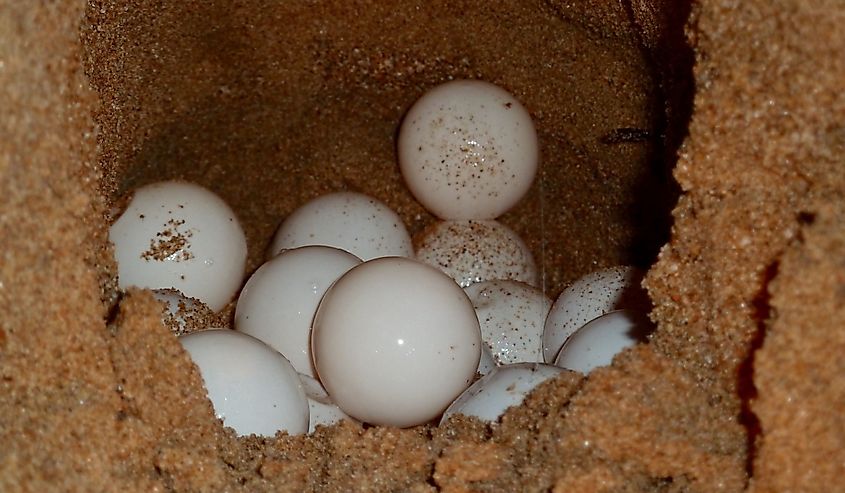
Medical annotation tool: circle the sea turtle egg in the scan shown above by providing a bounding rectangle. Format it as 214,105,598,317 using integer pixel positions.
415,219,538,288
179,329,309,437
312,257,481,428
554,310,653,374
110,181,247,312
235,246,361,378
398,79,539,220
269,192,412,261
464,280,551,365
542,266,649,363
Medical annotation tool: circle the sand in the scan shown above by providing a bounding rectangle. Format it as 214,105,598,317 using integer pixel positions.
1,0,843,491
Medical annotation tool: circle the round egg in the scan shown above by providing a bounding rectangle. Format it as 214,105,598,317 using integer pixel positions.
299,374,356,433
415,220,538,288
152,288,215,336
110,181,247,312
542,266,649,363
464,280,551,365
269,192,413,261
312,257,482,428
440,363,567,424
235,246,361,378
397,79,539,220
554,310,653,374
178,329,309,437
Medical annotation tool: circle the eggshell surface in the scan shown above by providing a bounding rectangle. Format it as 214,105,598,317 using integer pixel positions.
110,181,247,312
235,246,362,378
415,220,537,288
542,266,649,363
270,192,412,261
179,329,309,437
398,79,539,220
312,257,481,427
554,310,653,374
299,374,355,433
441,363,566,424
464,280,551,365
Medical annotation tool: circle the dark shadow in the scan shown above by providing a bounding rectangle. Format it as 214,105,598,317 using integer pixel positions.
618,0,696,269
736,261,779,478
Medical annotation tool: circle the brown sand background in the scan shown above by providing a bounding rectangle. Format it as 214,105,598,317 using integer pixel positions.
1,0,843,491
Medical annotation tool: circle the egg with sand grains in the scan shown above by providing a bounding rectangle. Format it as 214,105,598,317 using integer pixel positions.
464,280,551,365
415,219,538,288
152,288,214,336
269,192,413,261
398,79,539,220
235,246,362,378
109,181,247,312
178,329,309,437
441,363,567,424
312,257,482,428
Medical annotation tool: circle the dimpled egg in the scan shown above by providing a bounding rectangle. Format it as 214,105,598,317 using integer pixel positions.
110,181,247,312
312,257,482,428
269,192,413,261
398,79,539,220
554,310,653,374
179,329,309,437
464,280,551,365
440,363,567,424
542,266,649,363
235,246,362,378
415,220,538,288
299,374,356,433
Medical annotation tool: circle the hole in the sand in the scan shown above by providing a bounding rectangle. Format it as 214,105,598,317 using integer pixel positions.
80,0,695,483
84,2,687,300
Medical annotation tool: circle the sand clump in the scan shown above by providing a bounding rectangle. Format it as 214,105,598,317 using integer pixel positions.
1,0,844,491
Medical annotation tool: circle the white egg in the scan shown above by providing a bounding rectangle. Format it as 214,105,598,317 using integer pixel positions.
269,192,413,261
152,288,212,336
398,79,539,220
178,329,309,437
554,310,652,374
477,344,496,377
312,257,481,427
440,363,566,424
415,220,538,288
110,181,247,312
464,280,551,365
542,266,649,363
298,374,356,433
235,246,361,378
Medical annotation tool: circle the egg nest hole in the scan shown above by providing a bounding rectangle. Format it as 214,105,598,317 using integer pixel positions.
84,0,692,299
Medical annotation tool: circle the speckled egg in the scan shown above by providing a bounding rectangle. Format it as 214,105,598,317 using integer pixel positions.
415,219,538,288
398,79,539,220
269,192,413,261
152,288,216,336
464,280,551,365
109,181,248,312
542,266,649,363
